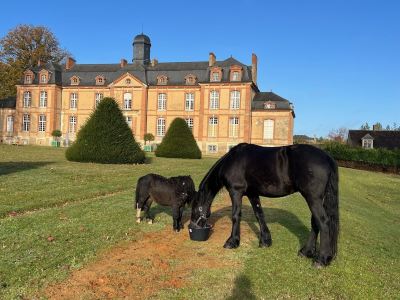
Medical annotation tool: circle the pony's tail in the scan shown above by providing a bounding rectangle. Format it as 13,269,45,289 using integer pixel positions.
323,162,339,259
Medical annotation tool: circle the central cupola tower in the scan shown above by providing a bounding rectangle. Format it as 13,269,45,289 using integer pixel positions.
132,34,151,65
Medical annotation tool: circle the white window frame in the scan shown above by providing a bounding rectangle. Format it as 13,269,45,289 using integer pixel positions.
210,91,219,109
158,93,167,111
207,144,218,153
208,116,218,137
126,116,132,128
38,114,46,132
263,119,274,140
39,91,47,108
6,115,14,132
232,71,240,81
185,93,194,111
22,114,30,132
70,93,78,109
212,72,219,82
40,74,47,83
69,115,77,133
362,139,373,149
185,118,194,131
25,75,32,84
230,91,240,109
23,91,31,107
95,93,103,108
123,93,132,110
157,117,166,136
229,117,239,138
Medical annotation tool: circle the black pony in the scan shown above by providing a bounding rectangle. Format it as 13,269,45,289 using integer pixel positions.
135,173,196,232
191,143,339,267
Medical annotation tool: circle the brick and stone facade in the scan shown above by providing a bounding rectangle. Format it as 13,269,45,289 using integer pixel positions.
0,33,295,154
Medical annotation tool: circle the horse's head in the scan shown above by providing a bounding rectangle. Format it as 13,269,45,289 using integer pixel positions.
190,190,211,228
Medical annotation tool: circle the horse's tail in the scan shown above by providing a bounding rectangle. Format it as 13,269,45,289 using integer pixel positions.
323,161,339,259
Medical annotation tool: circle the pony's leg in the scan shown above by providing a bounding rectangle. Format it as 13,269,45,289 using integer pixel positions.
143,198,153,224
178,205,184,229
305,197,332,267
224,190,243,249
172,205,180,232
298,216,318,258
248,196,272,247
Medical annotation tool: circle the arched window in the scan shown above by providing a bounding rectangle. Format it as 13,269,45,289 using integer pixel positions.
157,117,166,136
158,93,167,111
124,93,132,110
39,91,47,107
209,91,219,109
208,116,218,137
230,91,240,109
23,91,32,107
263,119,274,140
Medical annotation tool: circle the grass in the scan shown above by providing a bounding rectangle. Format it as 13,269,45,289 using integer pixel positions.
0,145,399,299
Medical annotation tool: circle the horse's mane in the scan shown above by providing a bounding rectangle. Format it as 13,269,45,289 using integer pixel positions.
198,144,247,205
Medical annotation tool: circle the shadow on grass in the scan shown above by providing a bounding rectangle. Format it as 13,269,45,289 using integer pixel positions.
0,161,54,176
145,203,309,248
226,274,257,300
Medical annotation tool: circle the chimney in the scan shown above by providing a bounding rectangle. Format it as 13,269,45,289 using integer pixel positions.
65,57,76,70
120,59,128,68
151,59,158,67
209,52,216,67
251,53,258,85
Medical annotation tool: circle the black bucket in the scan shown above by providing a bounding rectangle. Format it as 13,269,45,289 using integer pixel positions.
188,223,212,241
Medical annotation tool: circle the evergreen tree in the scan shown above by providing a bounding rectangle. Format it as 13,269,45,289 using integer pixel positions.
155,118,201,159
66,97,145,164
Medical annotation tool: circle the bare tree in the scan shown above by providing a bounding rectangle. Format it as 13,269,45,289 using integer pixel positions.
328,127,348,143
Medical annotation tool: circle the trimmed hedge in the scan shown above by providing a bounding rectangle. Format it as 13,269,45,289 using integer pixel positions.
322,142,400,167
155,118,202,159
66,97,145,164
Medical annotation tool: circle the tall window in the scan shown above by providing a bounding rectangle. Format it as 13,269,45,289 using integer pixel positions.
23,91,31,107
157,118,166,136
40,74,47,83
69,116,77,133
185,118,194,131
210,91,219,109
126,116,133,129
263,119,274,140
230,91,240,109
39,91,47,108
124,93,132,110
38,115,46,132
232,71,240,81
22,114,30,131
158,93,167,111
70,93,78,109
185,93,194,111
95,93,103,108
229,117,239,138
6,116,13,132
208,116,218,137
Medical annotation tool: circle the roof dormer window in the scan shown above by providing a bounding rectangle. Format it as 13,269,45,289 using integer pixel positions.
70,76,80,85
157,75,168,85
185,74,196,85
230,65,243,81
39,69,49,84
24,70,34,84
40,74,47,84
210,67,222,82
95,75,105,85
264,101,276,109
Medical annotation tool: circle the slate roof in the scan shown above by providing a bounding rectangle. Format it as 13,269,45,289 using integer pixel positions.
20,62,63,85
348,130,400,150
0,96,16,109
58,57,253,87
252,92,294,111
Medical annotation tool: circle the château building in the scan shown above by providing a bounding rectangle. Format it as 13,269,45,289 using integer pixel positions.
0,33,295,154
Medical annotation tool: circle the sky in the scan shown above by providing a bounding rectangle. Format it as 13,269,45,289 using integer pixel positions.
1,0,399,137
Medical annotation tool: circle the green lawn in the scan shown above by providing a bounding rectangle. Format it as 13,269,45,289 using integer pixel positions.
0,145,399,299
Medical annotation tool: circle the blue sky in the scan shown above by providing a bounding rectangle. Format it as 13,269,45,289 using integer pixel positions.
1,0,399,137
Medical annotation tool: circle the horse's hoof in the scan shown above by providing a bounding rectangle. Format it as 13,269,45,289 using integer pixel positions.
147,219,153,224
298,248,315,258
312,261,325,269
136,218,141,224
223,239,239,249
175,229,180,233
259,239,272,248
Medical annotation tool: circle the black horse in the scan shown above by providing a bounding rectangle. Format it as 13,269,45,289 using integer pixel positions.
191,143,339,267
135,173,196,232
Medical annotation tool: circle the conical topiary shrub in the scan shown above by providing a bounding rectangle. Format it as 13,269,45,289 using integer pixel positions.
66,97,145,164
155,118,201,159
